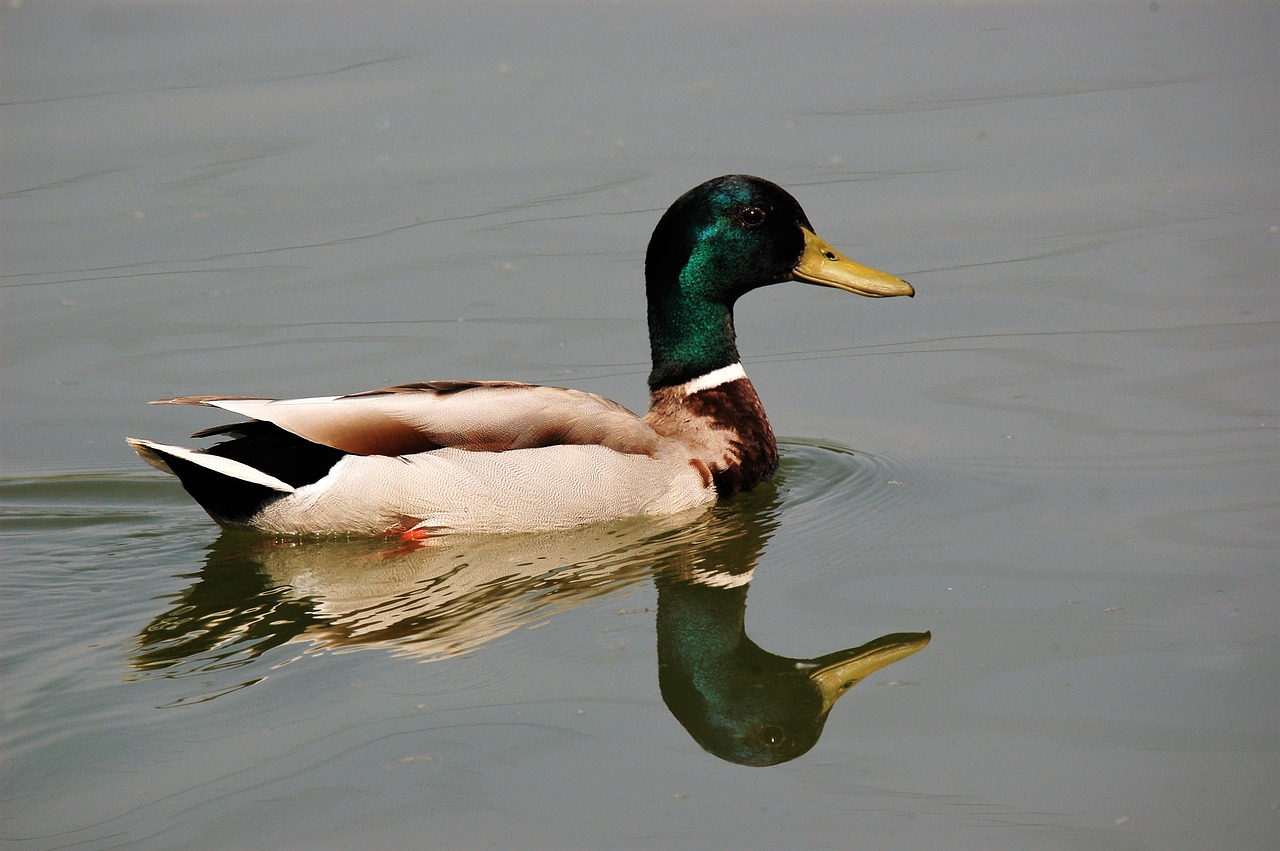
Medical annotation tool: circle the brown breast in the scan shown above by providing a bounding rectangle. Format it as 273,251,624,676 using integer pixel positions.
643,377,778,498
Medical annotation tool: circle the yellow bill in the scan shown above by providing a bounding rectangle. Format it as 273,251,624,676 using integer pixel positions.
791,227,915,298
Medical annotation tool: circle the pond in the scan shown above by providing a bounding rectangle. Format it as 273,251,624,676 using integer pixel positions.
2,2,1276,849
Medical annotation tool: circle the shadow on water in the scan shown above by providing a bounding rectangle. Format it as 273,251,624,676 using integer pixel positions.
131,447,930,766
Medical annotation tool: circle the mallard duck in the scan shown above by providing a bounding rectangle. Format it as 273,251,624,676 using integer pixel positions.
128,175,913,535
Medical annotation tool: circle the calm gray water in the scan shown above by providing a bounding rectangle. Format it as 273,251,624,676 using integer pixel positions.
2,2,1277,849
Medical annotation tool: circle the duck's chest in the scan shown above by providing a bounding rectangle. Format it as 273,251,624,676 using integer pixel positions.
644,376,779,498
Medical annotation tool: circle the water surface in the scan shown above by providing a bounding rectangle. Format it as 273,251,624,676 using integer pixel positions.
2,2,1277,849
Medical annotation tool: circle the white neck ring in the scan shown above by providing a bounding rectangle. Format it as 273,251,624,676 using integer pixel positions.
678,362,747,396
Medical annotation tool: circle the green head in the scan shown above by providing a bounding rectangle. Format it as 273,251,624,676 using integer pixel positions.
644,175,914,389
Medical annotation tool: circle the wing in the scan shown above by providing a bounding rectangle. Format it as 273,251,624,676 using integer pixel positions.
154,381,663,457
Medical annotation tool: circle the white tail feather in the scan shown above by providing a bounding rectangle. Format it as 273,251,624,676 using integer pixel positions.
126,438,295,493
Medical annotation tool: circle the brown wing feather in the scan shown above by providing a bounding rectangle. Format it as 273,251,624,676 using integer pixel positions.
154,383,663,457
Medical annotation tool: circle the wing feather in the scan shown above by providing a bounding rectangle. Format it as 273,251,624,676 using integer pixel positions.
154,382,662,457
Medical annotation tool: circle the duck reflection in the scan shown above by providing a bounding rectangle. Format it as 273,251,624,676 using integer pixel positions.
135,487,928,765
133,511,703,670
653,495,928,765
657,568,928,765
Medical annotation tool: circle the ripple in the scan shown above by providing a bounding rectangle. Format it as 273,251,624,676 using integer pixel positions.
773,438,934,546
0,472,188,532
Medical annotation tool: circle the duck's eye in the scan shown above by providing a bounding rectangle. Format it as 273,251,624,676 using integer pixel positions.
757,724,788,748
739,206,766,228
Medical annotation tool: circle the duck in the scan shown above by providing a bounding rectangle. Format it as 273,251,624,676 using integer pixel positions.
128,175,914,536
